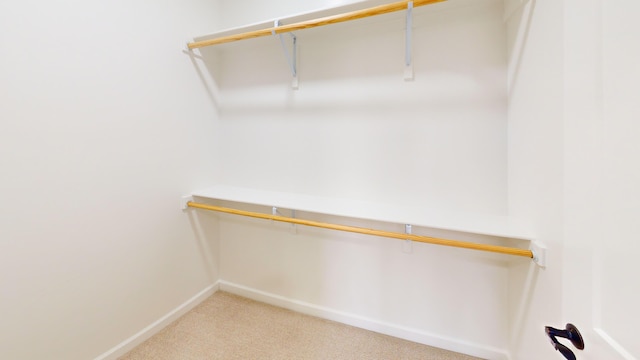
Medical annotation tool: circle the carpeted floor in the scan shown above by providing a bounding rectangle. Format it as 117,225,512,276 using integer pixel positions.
119,291,483,360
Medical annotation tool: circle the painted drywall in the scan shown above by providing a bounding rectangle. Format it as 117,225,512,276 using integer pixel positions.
0,0,221,359
200,0,514,357
505,0,565,358
212,0,508,215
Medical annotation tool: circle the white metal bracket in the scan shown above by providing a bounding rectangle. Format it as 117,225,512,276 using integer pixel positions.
273,20,299,90
290,209,298,234
271,206,279,227
272,206,297,233
403,224,413,253
531,241,547,268
181,195,193,211
404,1,414,81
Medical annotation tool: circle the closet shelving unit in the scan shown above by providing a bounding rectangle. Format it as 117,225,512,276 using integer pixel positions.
186,0,450,85
187,0,445,49
183,185,545,266
183,0,546,266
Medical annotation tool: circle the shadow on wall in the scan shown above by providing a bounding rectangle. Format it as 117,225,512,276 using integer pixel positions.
186,209,221,283
506,0,537,100
183,47,221,113
508,260,541,355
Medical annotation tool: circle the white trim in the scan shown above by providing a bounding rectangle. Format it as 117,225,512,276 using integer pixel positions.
94,282,220,360
219,281,510,360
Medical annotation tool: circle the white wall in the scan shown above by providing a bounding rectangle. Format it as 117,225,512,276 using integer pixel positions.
201,0,515,358
0,0,221,358
505,0,565,359
213,0,508,215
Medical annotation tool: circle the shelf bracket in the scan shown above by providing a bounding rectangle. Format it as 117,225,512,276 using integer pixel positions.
291,209,298,234
272,206,297,233
404,1,414,81
403,224,413,253
273,20,299,90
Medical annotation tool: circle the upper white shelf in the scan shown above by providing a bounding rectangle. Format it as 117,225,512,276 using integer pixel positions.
190,0,413,47
190,184,534,241
188,0,494,49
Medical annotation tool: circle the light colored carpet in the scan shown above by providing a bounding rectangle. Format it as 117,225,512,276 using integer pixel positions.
119,291,483,360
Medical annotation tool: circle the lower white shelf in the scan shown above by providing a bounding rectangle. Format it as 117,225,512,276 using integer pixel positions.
188,185,533,240
186,185,545,266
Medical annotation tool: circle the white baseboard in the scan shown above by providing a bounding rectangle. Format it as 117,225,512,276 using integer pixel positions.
219,281,510,360
95,280,510,360
95,282,219,360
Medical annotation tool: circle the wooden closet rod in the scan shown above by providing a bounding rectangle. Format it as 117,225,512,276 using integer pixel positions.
187,201,534,259
187,0,446,50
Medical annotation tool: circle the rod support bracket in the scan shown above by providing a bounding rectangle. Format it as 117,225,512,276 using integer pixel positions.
403,224,413,253
290,209,298,233
181,195,194,211
531,241,547,268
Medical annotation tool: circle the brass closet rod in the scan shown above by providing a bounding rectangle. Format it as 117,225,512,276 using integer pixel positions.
187,201,534,259
187,0,447,49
